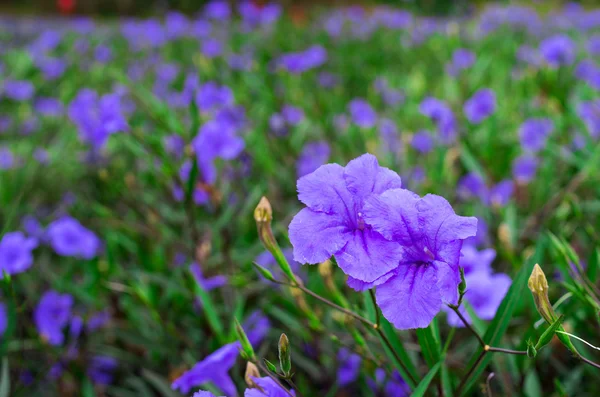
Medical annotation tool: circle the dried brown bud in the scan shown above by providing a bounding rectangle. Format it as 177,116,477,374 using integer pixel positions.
244,362,261,389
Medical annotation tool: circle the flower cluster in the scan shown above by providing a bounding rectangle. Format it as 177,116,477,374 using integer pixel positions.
289,154,478,329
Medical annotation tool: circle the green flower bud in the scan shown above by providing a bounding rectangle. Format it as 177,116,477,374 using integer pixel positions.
278,333,292,378
263,358,277,373
235,318,256,362
527,340,537,358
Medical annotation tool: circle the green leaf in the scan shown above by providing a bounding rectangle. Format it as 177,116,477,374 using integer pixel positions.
459,236,547,396
235,318,256,361
415,320,441,368
587,249,599,283
412,360,442,397
141,369,181,397
463,301,488,335
534,315,564,351
193,282,225,343
252,262,277,283
264,358,277,373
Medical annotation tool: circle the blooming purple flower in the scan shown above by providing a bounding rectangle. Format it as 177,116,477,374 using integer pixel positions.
196,82,234,113
164,134,185,159
0,232,38,277
540,34,575,67
577,100,600,139
337,348,361,386
297,141,330,178
488,180,514,207
88,356,118,385
204,0,231,20
202,38,223,58
362,189,477,329
34,291,73,346
464,89,496,124
94,45,113,63
192,120,245,184
289,154,404,285
190,262,227,290
419,97,456,143
368,369,409,397
171,341,241,395
35,97,63,116
444,245,510,326
447,48,476,76
282,105,304,126
36,57,68,80
245,376,295,397
519,118,554,152
2,80,34,101
243,311,271,347
46,216,100,259
457,173,487,201
277,45,327,74
411,130,434,153
348,99,377,128
0,147,15,170
193,392,223,397
512,155,538,183
588,34,600,56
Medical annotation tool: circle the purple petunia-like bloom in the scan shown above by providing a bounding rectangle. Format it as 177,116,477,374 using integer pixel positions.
348,99,377,128
290,153,477,329
289,154,404,284
337,348,361,387
245,376,295,397
411,130,434,154
2,80,35,101
34,291,73,346
539,34,575,67
171,341,241,395
46,216,100,259
297,141,330,178
0,232,38,277
464,89,496,124
519,118,554,152
443,245,511,327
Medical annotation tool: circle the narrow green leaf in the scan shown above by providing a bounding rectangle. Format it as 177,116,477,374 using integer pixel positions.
534,315,564,351
141,369,181,397
459,236,547,396
415,320,441,368
412,360,442,397
587,249,599,283
463,301,488,335
193,283,225,343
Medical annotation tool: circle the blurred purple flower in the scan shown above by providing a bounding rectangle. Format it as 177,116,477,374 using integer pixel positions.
512,155,538,183
204,0,231,20
488,180,514,207
577,100,600,139
36,57,67,80
464,89,496,124
447,48,476,76
196,82,233,113
22,215,45,240
419,97,456,143
35,97,63,116
0,232,38,277
88,356,118,385
519,118,554,152
202,38,223,58
0,147,15,170
411,130,434,153
282,105,304,126
297,141,330,178
378,118,400,154
277,45,327,74
94,45,112,63
337,348,361,386
243,311,271,347
457,172,487,201
46,216,100,259
190,262,227,290
255,248,301,280
588,34,600,56
245,376,295,397
540,34,575,67
2,80,34,101
164,134,185,159
87,310,111,332
171,341,241,395
348,99,377,128
34,291,73,346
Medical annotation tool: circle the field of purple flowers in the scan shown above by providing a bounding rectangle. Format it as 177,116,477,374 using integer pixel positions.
1,1,600,396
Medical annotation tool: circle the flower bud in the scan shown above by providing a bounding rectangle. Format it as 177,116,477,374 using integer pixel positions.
278,333,292,378
245,362,262,389
526,340,537,358
528,264,557,324
235,318,256,362
263,358,277,373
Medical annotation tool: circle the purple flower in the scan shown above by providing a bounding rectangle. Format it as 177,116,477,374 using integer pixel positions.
164,134,185,159
36,57,68,80
318,72,340,88
443,245,510,327
46,216,100,259
277,45,327,74
192,120,245,184
362,190,477,329
464,89,496,124
297,141,330,178
512,155,538,183
34,291,73,346
88,356,118,385
2,80,34,101
0,147,15,170
196,82,234,113
0,232,38,277
193,392,223,397
588,34,600,56
488,180,514,207
457,173,487,201
540,34,575,67
190,262,227,290
205,0,231,20
337,348,361,386
289,154,403,285
378,118,401,154
171,341,241,395
34,148,49,164
255,248,301,281
35,97,63,116
202,39,223,58
0,303,6,337
411,130,434,153
245,376,295,397
282,105,304,126
419,97,456,143
577,100,600,139
87,310,111,332
94,45,113,63
348,99,377,128
519,118,554,152
243,311,271,347
68,89,128,150
368,369,409,397
447,48,476,75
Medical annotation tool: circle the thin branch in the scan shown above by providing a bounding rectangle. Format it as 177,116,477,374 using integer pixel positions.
487,347,527,355
448,305,486,347
369,289,380,327
456,349,486,396
255,361,295,397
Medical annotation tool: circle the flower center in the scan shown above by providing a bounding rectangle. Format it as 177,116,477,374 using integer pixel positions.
356,212,365,230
